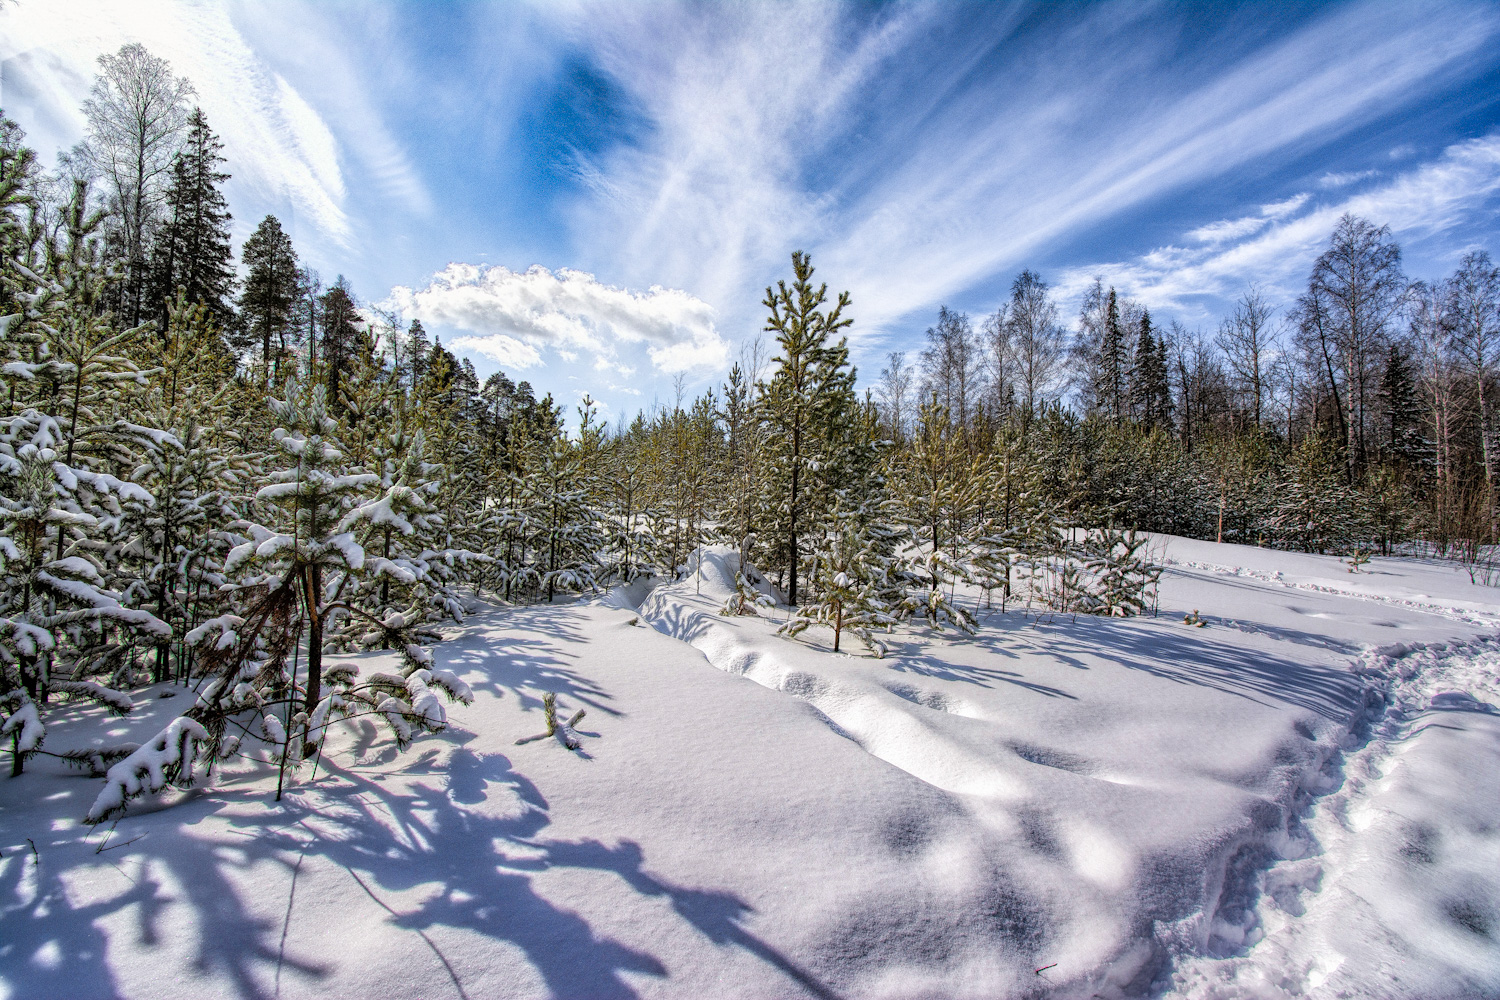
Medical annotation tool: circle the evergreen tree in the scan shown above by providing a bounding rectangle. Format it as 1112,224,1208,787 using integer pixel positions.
758,251,856,606
780,509,897,655
238,215,300,383
147,108,233,329
319,278,365,411
1100,288,1127,423
1131,309,1171,428
531,421,605,602
1377,342,1428,468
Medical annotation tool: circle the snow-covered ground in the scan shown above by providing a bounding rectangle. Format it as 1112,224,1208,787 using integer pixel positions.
2,536,1497,999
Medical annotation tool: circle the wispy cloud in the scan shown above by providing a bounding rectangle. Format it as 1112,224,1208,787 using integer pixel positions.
1054,133,1500,316
0,0,355,247
0,0,434,258
1319,169,1380,188
390,263,729,375
549,1,916,313
549,0,1499,351
1186,194,1310,244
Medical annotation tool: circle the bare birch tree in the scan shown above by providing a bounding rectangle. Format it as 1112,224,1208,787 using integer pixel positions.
82,43,195,325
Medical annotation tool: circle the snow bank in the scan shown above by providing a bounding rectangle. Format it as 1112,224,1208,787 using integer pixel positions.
629,545,1484,996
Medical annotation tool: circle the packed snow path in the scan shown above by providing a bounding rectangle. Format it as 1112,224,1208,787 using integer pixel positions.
1,537,1496,999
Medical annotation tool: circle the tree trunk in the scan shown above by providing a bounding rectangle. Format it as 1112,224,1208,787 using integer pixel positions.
303,564,324,717
789,420,801,606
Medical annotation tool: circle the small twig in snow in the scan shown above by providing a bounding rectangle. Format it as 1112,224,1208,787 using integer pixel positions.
1035,963,1057,975
514,692,589,751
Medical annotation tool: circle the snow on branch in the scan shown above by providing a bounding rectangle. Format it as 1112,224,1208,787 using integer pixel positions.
86,716,211,823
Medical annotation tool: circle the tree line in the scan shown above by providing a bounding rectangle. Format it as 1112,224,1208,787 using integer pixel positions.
0,44,1494,815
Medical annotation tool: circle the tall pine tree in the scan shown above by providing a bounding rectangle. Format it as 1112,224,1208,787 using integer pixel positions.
147,108,233,329
238,215,300,384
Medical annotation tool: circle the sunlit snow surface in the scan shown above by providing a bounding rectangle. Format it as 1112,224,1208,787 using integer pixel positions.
1,536,1497,998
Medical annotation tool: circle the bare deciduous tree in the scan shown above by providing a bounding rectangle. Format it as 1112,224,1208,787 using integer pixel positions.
876,350,914,441
1216,285,1280,429
1447,250,1500,488
1302,214,1408,479
919,306,981,428
82,43,195,325
1005,269,1066,423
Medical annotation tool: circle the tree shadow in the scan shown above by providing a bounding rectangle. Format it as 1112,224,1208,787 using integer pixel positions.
867,599,1360,720
1,738,842,1000
436,608,626,721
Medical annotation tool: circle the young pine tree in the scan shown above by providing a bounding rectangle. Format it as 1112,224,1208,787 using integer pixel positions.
758,251,856,606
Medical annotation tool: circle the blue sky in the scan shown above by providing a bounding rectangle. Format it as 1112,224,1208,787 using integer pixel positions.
3,0,1499,421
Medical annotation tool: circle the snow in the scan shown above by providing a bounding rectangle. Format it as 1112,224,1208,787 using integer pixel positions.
1,535,1497,998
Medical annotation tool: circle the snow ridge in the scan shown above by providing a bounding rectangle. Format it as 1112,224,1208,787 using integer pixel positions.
633,547,1500,998
1165,557,1500,628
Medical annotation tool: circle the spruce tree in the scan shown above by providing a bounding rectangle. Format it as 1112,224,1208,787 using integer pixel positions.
1131,309,1170,428
1377,342,1427,468
1100,288,1127,423
319,278,365,411
147,108,233,329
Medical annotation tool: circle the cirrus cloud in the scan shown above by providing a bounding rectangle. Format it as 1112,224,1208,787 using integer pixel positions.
389,263,729,375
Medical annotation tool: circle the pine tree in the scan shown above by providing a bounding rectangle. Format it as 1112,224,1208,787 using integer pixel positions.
780,509,897,655
220,382,376,723
889,395,979,633
238,215,300,383
759,251,856,606
147,108,233,329
0,182,171,773
118,292,238,683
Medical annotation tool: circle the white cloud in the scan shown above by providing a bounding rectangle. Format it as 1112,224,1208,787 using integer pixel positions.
390,263,729,375
548,0,1500,348
453,334,544,371
1319,169,1379,188
1260,194,1310,218
1187,216,1268,244
0,0,354,246
1054,133,1500,316
1186,195,1310,244
548,2,915,313
0,0,433,259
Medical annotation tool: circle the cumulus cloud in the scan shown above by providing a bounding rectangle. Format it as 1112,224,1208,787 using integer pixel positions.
389,263,729,375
